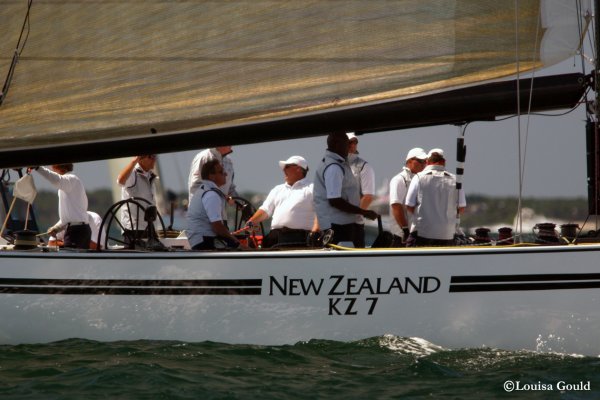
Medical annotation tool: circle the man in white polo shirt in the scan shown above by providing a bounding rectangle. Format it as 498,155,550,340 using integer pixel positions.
245,155,318,248
389,147,427,245
405,148,466,246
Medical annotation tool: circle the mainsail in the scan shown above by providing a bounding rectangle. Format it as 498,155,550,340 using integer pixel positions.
0,0,590,166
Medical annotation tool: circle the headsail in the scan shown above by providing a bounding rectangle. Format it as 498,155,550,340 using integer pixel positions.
0,0,590,166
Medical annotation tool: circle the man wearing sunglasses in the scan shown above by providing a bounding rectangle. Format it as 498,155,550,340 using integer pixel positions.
389,148,427,246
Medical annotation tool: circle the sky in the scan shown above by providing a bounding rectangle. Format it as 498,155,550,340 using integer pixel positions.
33,57,592,200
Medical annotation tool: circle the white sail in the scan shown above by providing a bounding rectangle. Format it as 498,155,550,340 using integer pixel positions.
0,0,589,157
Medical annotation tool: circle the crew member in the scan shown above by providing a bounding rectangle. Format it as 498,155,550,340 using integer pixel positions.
405,148,466,246
389,147,427,245
187,159,243,250
347,132,376,246
347,133,376,209
117,155,157,241
245,155,318,248
33,164,91,249
188,146,237,204
313,132,378,247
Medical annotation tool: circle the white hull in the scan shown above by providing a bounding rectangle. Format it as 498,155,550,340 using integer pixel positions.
1,245,600,356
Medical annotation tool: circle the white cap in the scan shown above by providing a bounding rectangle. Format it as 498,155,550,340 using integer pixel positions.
427,148,445,158
279,155,308,170
346,132,358,141
405,147,427,161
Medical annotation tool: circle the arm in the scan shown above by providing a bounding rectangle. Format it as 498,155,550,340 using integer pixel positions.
359,163,375,209
391,203,409,228
210,221,241,245
34,167,63,188
311,216,320,232
329,198,378,220
117,157,140,186
325,163,378,220
247,209,269,225
404,176,419,215
359,195,373,209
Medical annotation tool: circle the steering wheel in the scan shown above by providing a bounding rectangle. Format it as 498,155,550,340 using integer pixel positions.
231,196,264,248
97,197,166,250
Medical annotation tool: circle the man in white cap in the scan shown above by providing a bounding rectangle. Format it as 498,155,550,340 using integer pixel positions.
388,147,427,245
245,155,318,248
313,132,378,247
405,148,466,246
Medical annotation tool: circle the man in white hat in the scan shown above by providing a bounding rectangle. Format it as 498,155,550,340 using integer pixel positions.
405,148,466,246
245,155,318,248
388,147,427,245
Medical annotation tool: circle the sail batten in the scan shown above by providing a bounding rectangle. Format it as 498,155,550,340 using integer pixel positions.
0,0,590,162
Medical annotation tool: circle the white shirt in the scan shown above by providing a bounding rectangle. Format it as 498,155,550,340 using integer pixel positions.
35,167,89,227
188,149,237,203
259,178,315,230
119,164,156,230
405,165,466,240
186,180,226,248
348,153,375,196
87,211,106,246
388,166,414,236
188,149,220,203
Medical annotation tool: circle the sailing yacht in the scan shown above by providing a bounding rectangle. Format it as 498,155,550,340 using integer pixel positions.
0,1,599,355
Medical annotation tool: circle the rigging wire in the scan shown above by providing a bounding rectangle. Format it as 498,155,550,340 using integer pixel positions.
514,1,542,241
0,0,33,107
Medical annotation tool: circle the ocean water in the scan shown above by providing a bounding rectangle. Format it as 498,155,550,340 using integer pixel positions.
0,336,599,399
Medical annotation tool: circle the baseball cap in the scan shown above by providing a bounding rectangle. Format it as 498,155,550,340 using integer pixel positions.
427,148,445,158
278,155,309,170
346,132,358,141
405,147,427,161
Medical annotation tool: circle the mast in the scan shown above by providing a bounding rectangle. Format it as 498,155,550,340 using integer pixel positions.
589,0,600,220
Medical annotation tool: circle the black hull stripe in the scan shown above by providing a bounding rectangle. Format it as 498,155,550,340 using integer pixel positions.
451,273,600,284
450,281,600,292
0,278,261,287
0,287,261,295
